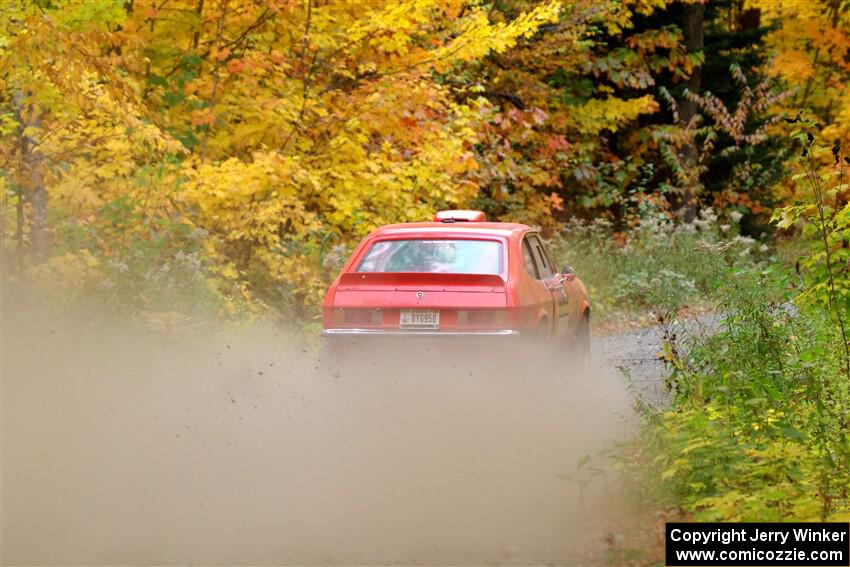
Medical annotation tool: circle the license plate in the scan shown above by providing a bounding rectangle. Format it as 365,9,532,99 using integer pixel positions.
400,309,440,329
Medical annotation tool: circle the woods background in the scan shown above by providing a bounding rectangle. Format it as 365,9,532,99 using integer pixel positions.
1,0,848,323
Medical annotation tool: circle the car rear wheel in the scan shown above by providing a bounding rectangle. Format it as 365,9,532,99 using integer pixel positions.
534,318,550,340
570,312,591,367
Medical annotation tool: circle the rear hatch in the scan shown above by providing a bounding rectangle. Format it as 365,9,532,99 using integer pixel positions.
328,273,508,332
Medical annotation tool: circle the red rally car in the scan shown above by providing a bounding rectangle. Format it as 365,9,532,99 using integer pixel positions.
321,210,590,356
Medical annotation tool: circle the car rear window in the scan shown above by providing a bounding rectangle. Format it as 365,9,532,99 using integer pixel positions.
356,239,503,274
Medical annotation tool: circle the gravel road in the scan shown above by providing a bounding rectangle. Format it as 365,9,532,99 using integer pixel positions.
593,313,720,405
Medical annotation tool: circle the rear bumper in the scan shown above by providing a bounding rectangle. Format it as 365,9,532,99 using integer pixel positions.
321,328,521,337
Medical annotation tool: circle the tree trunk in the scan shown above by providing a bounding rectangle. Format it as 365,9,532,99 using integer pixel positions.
678,2,705,220
28,149,48,259
14,91,49,260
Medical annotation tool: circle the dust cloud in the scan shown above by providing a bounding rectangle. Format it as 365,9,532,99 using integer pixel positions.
2,298,634,565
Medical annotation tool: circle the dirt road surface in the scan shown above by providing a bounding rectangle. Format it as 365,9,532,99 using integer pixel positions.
2,307,684,565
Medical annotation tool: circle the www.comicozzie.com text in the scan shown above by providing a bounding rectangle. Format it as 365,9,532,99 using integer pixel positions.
670,527,848,546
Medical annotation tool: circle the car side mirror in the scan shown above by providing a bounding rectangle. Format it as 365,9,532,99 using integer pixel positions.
561,265,576,281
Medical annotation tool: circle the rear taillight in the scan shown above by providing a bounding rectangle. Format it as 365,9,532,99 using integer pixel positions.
457,310,506,326
333,308,383,325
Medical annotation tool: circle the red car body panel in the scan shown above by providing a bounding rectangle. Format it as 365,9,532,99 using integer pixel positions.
322,219,589,341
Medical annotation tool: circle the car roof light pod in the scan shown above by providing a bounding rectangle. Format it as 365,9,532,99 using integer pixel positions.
433,210,487,222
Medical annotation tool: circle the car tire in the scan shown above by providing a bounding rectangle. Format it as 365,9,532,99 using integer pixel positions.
570,312,591,368
532,319,550,342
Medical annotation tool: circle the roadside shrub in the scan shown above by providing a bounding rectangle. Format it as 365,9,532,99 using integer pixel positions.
635,269,850,522
609,123,850,547
4,193,269,334
549,208,770,325
611,269,696,313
